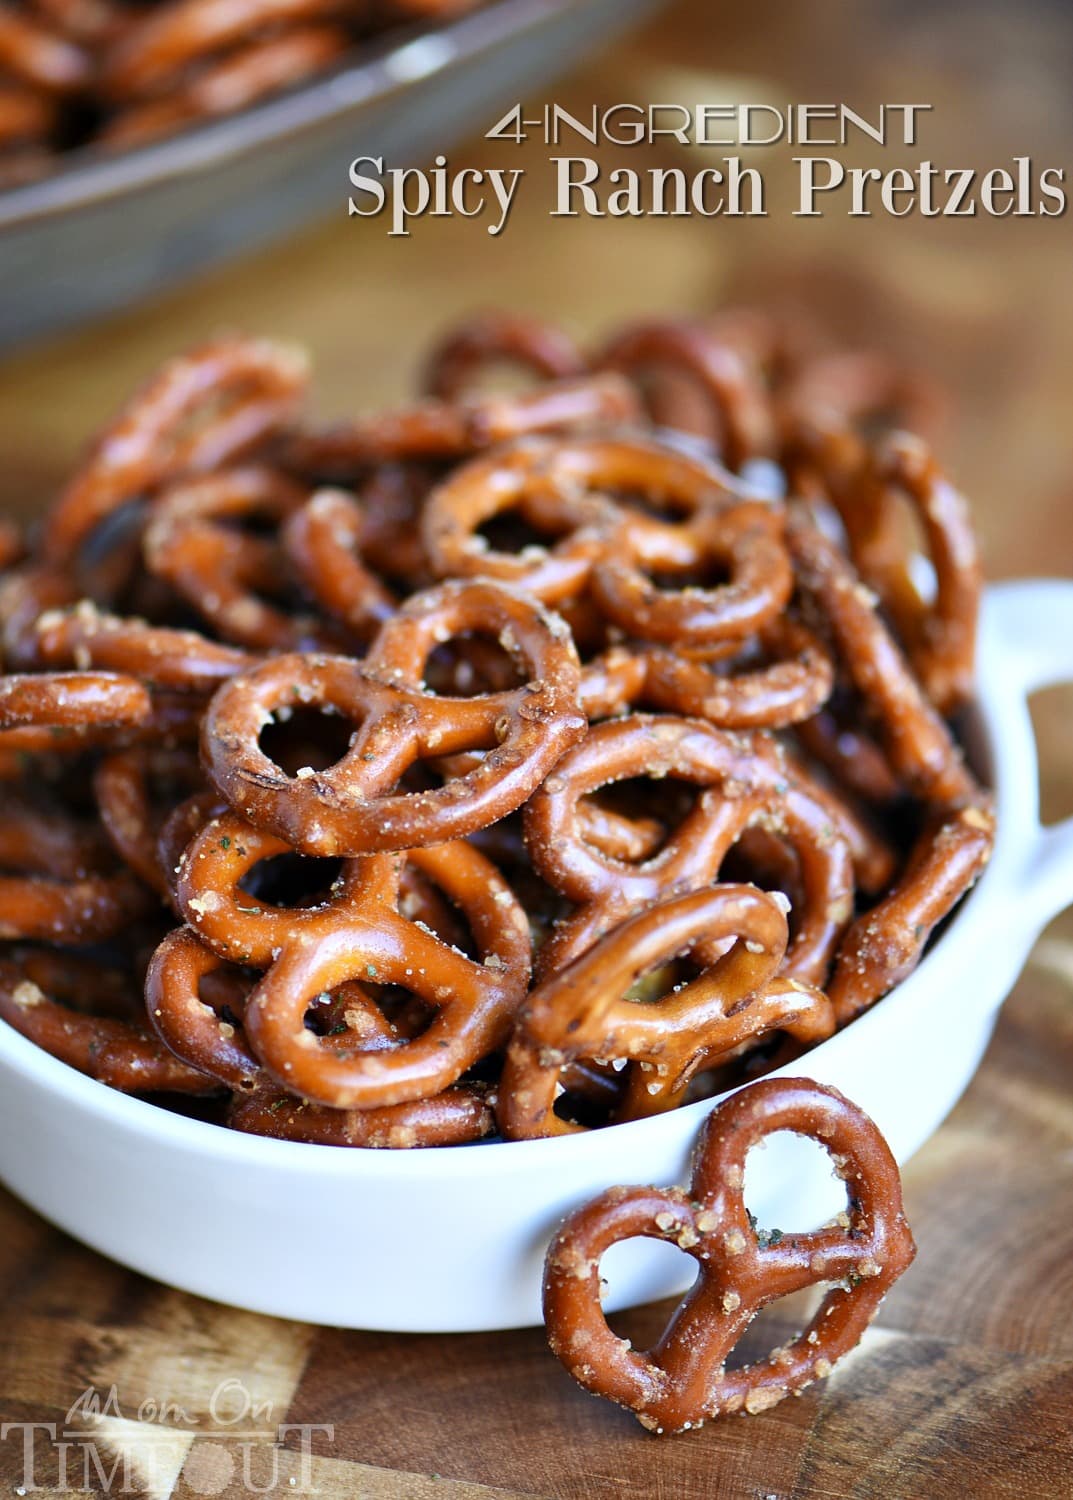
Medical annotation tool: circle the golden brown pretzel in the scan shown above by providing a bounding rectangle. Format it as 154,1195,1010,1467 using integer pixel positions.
598,319,776,468
543,1076,915,1433
786,503,976,806
848,433,981,714
0,952,216,1093
0,668,153,760
830,800,994,1023
203,578,585,856
499,886,835,1138
175,810,531,1107
423,436,741,605
525,715,855,987
94,745,205,897
0,792,150,942
142,465,332,652
591,499,793,647
423,310,587,400
43,338,309,567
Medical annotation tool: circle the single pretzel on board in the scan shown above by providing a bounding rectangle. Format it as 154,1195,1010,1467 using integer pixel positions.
543,1076,916,1434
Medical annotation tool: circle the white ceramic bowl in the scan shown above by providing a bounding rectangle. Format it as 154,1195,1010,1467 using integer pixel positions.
1,579,1071,1332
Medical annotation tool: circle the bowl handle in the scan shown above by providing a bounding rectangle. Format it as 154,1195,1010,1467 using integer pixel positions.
986,578,1073,927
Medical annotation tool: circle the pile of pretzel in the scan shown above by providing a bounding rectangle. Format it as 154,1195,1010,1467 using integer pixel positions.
0,0,484,184
0,309,995,1148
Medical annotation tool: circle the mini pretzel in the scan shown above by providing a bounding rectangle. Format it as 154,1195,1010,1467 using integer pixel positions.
175,810,531,1107
423,311,587,400
146,923,495,1143
499,887,835,1139
830,800,994,1023
525,716,854,987
543,1076,916,1433
591,501,793,647
786,504,976,806
283,374,640,475
203,579,585,856
0,953,216,1094
43,338,309,567
599,319,775,469
848,434,981,714
423,436,741,604
142,466,332,652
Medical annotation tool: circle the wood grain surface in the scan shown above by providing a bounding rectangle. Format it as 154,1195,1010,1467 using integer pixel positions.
0,1,1071,1496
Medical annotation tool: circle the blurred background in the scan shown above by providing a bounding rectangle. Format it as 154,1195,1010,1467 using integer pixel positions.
0,0,1071,608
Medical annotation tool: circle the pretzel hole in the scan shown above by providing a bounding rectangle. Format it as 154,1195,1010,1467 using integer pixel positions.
722,829,802,927
476,507,568,557
580,779,695,862
742,1129,847,1238
723,1286,827,1370
551,1062,623,1128
637,556,735,594
449,363,544,399
425,633,526,696
259,706,355,775
598,1238,699,1331
237,852,343,909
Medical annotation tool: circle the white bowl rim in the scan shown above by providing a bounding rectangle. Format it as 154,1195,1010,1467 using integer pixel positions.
0,581,1059,1179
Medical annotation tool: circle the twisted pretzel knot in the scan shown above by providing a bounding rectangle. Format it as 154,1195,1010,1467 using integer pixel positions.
500,887,834,1139
423,435,746,606
786,503,977,806
143,465,337,652
598,319,776,470
43,337,309,570
203,578,585,856
525,715,855,989
543,1076,916,1434
174,808,531,1108
148,926,496,1146
423,310,587,401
